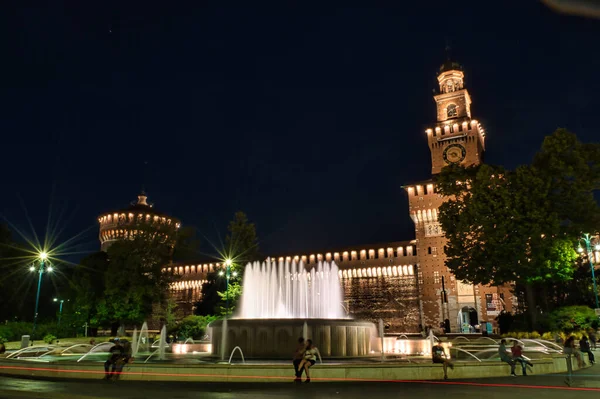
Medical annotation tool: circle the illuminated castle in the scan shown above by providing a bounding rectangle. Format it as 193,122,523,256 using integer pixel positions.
165,58,514,332
99,59,515,333
98,192,181,252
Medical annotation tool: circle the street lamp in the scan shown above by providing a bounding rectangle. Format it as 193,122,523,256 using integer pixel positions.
53,298,65,327
579,234,600,309
224,259,233,315
31,251,53,335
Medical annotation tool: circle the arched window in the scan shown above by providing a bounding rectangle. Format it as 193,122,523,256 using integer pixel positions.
447,104,457,118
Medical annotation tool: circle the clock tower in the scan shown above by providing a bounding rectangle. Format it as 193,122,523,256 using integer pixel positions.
405,57,512,334
427,59,486,175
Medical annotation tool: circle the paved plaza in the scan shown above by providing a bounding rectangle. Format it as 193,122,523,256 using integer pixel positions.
1,369,600,399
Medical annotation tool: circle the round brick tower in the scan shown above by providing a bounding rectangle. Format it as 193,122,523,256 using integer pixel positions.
98,192,181,252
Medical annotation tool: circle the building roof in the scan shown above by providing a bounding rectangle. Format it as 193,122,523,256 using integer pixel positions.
439,59,462,74
99,191,180,222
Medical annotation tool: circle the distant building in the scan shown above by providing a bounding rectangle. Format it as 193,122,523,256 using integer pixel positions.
98,192,181,252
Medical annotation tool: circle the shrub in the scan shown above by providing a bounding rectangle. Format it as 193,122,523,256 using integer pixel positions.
43,334,56,344
0,336,7,344
0,322,33,342
175,315,218,340
529,331,541,339
544,306,599,332
541,332,555,341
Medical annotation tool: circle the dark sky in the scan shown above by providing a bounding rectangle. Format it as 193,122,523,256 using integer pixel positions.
1,1,599,261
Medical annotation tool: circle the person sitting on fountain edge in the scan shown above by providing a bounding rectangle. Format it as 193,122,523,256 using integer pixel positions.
112,339,133,380
293,337,306,381
104,338,125,380
296,339,318,383
432,342,453,380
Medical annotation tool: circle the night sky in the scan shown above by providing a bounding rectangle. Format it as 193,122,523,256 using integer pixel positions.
2,1,599,261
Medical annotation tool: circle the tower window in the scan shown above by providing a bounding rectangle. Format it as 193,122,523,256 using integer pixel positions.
447,104,457,118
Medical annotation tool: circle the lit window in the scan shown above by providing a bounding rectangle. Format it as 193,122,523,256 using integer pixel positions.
447,104,457,118
434,271,440,284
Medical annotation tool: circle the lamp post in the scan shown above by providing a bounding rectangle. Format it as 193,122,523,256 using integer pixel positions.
30,252,52,335
219,259,237,316
53,298,64,327
578,234,600,310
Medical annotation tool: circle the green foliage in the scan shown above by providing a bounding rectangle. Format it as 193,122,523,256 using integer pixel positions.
217,282,243,316
437,129,599,325
196,211,259,316
70,251,110,327
43,334,56,344
172,226,202,263
532,128,600,234
0,336,6,344
226,211,260,267
0,322,32,342
97,235,175,325
437,163,576,287
542,306,599,332
175,315,217,340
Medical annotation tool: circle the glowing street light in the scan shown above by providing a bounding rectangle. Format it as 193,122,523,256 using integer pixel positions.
224,259,233,315
578,234,600,309
30,251,54,335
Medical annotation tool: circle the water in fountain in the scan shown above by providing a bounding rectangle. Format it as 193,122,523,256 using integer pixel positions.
137,322,149,354
158,325,167,361
131,328,139,358
238,260,345,319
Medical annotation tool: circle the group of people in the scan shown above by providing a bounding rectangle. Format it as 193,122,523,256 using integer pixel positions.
292,337,318,383
498,339,534,376
103,337,133,381
564,334,595,368
431,339,534,379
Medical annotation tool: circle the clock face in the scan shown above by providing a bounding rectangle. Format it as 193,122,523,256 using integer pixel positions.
443,144,466,164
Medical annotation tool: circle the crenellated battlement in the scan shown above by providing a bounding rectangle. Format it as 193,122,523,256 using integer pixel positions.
98,192,181,251
425,119,485,145
164,240,419,283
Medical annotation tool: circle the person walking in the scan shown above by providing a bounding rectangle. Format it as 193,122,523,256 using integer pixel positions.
432,342,454,379
499,339,516,376
580,335,595,365
510,341,533,375
293,337,306,382
296,339,318,383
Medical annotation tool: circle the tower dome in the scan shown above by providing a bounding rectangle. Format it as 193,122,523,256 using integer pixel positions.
98,192,181,251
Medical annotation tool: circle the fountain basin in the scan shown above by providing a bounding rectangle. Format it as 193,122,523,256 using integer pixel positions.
209,318,376,358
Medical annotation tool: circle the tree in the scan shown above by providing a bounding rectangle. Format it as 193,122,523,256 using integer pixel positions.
0,223,26,320
225,211,260,268
195,211,259,316
96,235,175,330
70,251,109,328
172,226,202,263
532,128,600,234
437,142,582,328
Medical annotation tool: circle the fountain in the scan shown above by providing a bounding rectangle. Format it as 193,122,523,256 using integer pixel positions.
134,322,150,357
158,325,167,361
132,327,139,358
209,260,376,358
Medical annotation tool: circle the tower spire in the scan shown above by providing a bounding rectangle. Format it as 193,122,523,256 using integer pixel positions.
141,160,148,195
445,39,452,61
